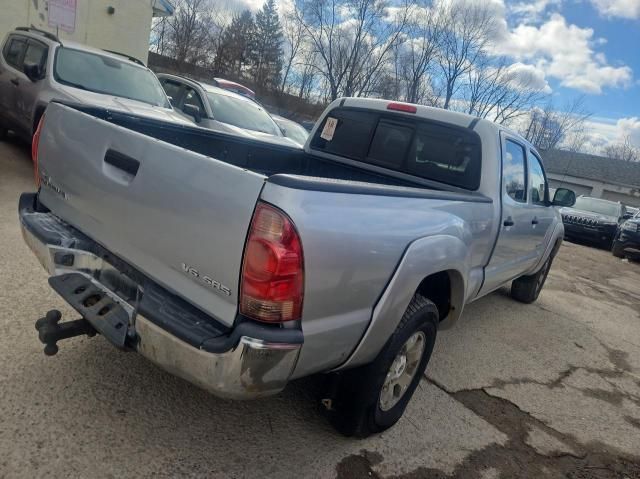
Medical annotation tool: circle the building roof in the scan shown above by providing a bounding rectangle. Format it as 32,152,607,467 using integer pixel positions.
540,149,640,188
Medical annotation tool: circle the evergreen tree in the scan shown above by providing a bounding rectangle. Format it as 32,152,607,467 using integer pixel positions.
251,0,283,91
214,10,255,80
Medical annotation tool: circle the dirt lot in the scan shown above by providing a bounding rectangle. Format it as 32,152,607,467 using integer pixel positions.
1,137,639,478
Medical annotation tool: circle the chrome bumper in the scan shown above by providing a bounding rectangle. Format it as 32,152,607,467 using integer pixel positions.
20,213,300,399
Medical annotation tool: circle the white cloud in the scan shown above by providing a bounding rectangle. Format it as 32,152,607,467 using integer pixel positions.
589,0,640,19
504,62,552,93
616,117,640,146
492,14,633,94
510,0,562,22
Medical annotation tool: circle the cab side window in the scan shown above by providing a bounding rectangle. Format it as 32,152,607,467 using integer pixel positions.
3,36,27,69
161,80,183,105
23,41,48,71
183,87,205,113
504,140,527,202
529,151,548,206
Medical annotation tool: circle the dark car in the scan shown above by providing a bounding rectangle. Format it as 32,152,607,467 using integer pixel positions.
560,196,631,248
612,210,640,259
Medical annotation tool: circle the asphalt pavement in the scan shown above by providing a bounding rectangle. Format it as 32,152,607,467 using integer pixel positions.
1,137,639,478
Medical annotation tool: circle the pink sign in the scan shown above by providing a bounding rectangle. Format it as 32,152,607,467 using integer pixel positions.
48,0,77,33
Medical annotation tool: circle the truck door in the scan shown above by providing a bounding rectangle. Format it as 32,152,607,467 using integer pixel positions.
526,149,555,262
480,135,539,295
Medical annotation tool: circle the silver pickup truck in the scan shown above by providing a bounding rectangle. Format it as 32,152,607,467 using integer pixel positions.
19,98,575,437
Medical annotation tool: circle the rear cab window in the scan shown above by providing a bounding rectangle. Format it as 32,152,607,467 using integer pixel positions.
310,108,482,190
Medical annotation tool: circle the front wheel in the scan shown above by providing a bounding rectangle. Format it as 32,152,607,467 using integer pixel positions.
328,295,438,438
612,240,626,258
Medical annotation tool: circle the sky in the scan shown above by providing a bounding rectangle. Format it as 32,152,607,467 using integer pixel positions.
225,0,640,153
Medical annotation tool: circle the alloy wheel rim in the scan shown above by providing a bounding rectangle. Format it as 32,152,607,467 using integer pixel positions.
379,331,426,412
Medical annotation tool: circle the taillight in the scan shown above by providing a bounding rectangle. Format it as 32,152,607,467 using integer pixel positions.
32,114,46,187
240,202,304,323
387,102,417,114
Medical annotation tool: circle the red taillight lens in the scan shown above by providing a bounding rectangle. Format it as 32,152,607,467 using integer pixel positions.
240,202,304,323
32,114,46,187
387,102,417,113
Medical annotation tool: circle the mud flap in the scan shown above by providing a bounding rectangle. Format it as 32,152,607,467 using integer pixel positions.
48,273,130,348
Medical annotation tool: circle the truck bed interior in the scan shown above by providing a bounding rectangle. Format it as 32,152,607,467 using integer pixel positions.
73,104,422,189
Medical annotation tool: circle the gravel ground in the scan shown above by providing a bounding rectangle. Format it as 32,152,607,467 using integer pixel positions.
1,137,639,478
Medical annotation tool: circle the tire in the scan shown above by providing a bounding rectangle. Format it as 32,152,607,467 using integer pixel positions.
328,295,438,438
612,240,626,258
0,126,7,141
511,252,554,304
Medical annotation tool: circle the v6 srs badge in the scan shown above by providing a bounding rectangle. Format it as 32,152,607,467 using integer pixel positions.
181,263,232,296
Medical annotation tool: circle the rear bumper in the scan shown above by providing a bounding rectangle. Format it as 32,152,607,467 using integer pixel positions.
19,194,301,399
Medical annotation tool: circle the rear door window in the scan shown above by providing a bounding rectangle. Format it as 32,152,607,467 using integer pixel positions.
4,36,27,69
504,140,527,202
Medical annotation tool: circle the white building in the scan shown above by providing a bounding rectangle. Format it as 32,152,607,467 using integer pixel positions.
542,149,640,207
0,0,173,63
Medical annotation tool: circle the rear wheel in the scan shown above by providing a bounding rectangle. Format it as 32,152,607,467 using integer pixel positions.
328,295,438,438
511,253,554,304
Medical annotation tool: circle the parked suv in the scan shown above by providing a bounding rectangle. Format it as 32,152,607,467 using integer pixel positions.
0,27,188,142
612,210,640,259
560,196,630,248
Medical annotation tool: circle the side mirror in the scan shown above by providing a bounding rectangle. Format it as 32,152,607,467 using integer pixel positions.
622,212,633,220
552,188,576,207
23,62,42,82
182,103,202,123
166,95,175,107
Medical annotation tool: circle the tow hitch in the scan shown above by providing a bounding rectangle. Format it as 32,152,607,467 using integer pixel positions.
35,273,133,355
35,310,96,356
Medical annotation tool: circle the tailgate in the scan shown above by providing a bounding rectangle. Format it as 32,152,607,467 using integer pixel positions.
37,103,266,326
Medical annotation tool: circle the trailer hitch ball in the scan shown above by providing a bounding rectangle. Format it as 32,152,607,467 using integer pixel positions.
34,309,96,356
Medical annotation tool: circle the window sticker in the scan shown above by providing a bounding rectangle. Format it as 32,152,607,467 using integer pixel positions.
320,117,338,141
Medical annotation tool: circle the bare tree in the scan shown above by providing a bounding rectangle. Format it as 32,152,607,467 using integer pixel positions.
602,136,639,162
394,1,443,104
160,0,217,67
280,11,306,92
435,0,497,110
465,57,547,125
522,97,591,151
295,0,409,101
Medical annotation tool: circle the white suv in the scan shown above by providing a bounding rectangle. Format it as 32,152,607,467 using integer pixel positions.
0,27,189,141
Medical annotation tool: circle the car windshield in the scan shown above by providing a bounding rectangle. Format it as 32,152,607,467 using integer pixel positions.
206,91,280,136
279,119,309,145
574,197,620,216
54,47,169,107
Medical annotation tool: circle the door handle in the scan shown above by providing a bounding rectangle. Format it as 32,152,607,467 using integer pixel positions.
532,217,539,225
503,217,514,227
104,149,140,176
10,78,19,86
